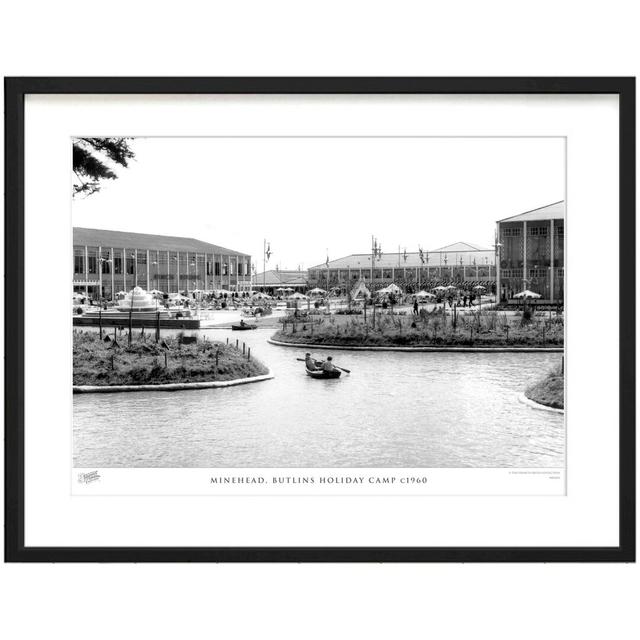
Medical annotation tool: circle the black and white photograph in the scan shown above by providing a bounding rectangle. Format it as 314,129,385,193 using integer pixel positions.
71,135,565,483
7,76,632,565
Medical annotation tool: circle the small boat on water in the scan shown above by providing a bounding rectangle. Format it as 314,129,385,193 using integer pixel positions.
231,322,257,331
305,365,341,379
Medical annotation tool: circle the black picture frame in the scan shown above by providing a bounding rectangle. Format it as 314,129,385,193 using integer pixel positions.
4,77,635,563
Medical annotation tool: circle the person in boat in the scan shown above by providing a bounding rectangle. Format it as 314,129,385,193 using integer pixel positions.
240,318,245,327
305,352,320,370
321,356,336,373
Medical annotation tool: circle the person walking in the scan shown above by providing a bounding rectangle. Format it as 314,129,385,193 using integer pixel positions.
413,298,419,315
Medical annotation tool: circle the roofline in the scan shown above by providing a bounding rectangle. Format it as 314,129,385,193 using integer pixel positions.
496,200,565,223
73,226,250,257
309,246,495,269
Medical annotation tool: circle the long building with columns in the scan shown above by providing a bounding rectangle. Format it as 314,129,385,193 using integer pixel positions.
308,242,496,293
73,227,252,299
496,201,565,303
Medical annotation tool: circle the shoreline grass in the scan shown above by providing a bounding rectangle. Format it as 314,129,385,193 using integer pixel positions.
273,308,564,349
525,365,564,409
73,331,268,387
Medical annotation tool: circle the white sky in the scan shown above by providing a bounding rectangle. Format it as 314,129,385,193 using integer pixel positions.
72,137,564,270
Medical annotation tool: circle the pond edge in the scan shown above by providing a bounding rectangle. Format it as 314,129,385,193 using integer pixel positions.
268,338,564,354
518,392,565,414
73,371,274,394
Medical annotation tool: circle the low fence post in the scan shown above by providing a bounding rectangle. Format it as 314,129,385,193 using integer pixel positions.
242,342,246,355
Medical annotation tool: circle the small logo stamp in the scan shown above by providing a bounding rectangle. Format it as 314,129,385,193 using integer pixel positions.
78,470,101,484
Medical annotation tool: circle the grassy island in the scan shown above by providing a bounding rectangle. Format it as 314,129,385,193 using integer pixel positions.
73,331,268,387
272,308,564,349
525,365,564,409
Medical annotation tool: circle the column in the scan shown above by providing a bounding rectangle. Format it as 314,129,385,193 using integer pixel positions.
166,250,170,293
522,221,527,289
212,253,215,291
177,251,180,292
495,223,501,300
134,249,138,287
550,218,555,301
84,245,89,297
98,246,103,298
146,250,150,291
111,247,115,301
122,248,126,292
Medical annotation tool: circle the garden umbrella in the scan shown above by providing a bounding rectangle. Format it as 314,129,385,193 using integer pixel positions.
379,283,402,295
308,287,326,295
514,289,541,299
473,285,486,291
288,292,308,300
433,285,447,291
149,289,164,295
415,290,435,298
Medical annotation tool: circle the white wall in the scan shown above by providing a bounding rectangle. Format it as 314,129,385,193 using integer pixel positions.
1,2,638,639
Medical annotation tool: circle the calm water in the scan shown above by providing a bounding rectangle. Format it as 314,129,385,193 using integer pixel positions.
73,327,565,468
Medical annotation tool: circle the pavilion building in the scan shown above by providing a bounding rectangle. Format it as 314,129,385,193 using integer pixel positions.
496,201,565,302
308,242,496,292
73,227,252,300
252,269,308,294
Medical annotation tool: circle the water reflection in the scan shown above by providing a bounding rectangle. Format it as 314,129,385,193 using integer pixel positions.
73,327,564,468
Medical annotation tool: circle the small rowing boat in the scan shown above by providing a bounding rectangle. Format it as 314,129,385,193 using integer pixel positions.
231,322,257,331
305,365,341,379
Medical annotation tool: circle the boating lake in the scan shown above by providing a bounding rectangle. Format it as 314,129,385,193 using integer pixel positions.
73,326,565,468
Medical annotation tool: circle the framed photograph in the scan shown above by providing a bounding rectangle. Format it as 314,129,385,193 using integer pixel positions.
4,77,635,562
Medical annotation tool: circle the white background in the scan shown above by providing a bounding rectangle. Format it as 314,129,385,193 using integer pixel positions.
1,1,638,639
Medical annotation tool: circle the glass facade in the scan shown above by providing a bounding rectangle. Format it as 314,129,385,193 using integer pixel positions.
498,216,564,302
73,241,251,300
307,253,496,292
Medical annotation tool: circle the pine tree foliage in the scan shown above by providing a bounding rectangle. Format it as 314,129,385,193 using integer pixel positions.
72,137,135,198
